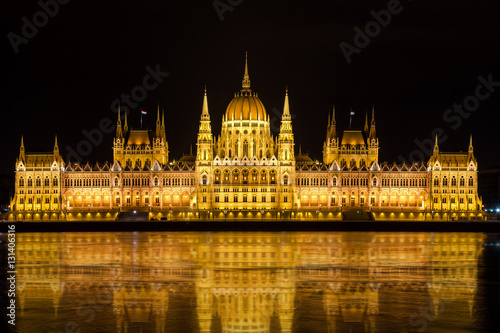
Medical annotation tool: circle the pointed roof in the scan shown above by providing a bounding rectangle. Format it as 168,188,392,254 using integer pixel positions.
54,135,59,150
331,105,336,125
364,112,369,132
202,86,209,116
283,87,290,116
241,51,251,91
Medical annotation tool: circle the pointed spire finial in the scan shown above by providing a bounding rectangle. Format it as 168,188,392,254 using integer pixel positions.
241,51,251,90
54,135,58,148
469,134,473,152
124,110,128,132
21,135,24,149
364,112,369,132
157,103,160,120
371,103,375,124
202,86,209,116
283,87,290,116
332,105,336,125
434,134,439,152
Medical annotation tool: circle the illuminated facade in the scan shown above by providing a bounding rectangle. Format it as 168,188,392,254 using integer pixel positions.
9,55,483,221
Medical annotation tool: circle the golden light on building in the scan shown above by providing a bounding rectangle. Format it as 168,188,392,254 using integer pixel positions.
8,55,483,221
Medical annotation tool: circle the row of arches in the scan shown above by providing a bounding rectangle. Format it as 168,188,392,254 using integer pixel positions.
18,175,58,187
298,190,428,208
64,190,195,209
213,169,281,185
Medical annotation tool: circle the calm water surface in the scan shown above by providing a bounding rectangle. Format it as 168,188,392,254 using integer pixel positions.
2,231,500,333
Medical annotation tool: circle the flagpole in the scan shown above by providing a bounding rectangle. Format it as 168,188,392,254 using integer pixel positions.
140,110,143,129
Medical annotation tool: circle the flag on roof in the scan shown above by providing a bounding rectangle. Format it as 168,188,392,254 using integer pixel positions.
141,109,147,115
350,110,355,116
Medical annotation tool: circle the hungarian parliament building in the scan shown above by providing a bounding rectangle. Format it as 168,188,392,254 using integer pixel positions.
9,56,483,221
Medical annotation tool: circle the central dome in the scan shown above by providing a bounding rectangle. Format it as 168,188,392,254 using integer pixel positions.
225,91,267,120
224,52,268,121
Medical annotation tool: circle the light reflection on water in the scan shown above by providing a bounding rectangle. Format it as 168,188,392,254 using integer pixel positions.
5,231,500,333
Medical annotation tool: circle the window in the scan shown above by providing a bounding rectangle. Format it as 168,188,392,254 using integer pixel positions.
433,197,438,203
19,178,24,186
154,177,159,186
202,175,207,185
45,197,50,204
252,195,257,203
443,177,448,186
332,177,337,186
234,195,238,203
243,195,247,202
262,196,266,202
36,178,41,187
271,195,275,202
468,177,474,186
53,197,58,204
28,178,33,186
284,195,288,203
283,175,289,185
36,197,41,204
442,197,447,203
224,195,229,203
44,177,50,186
215,195,220,203
468,198,472,204
28,198,33,204
202,196,207,203
19,198,25,204
451,177,457,186
114,177,119,186
434,177,439,186
460,177,465,186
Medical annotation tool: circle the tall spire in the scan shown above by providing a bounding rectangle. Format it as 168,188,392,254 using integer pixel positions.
331,105,336,125
53,135,60,159
371,104,375,125
468,134,474,155
162,109,165,128
364,111,369,132
202,86,209,116
434,134,439,153
241,51,251,91
124,110,128,132
156,103,161,125
283,86,290,116
156,103,161,138
19,135,25,162
369,104,376,139
116,104,123,138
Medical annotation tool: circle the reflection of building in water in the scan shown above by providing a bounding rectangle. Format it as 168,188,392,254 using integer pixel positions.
16,233,63,316
14,232,485,333
428,233,484,316
195,233,296,333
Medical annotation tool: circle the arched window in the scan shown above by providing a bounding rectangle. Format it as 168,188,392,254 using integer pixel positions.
443,176,448,186
44,177,50,186
19,177,24,187
261,170,267,182
135,159,142,168
214,170,221,184
36,177,41,187
53,177,58,186
332,177,337,186
270,170,276,184
114,177,119,186
283,175,289,185
126,159,132,167
154,177,159,186
28,177,33,187
460,176,465,186
202,175,207,185
451,176,457,186
350,159,356,168
372,177,377,186
243,140,249,157
434,177,439,186
468,176,474,186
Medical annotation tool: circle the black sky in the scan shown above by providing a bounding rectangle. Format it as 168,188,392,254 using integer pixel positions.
1,0,499,176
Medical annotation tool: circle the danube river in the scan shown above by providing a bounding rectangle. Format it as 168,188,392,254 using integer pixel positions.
2,231,500,333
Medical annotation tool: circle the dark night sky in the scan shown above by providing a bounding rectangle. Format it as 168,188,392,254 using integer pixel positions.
1,0,499,176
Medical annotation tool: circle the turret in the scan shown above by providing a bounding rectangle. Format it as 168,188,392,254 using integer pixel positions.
116,104,123,138
19,135,25,162
53,135,60,160
156,103,161,138
369,104,376,140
